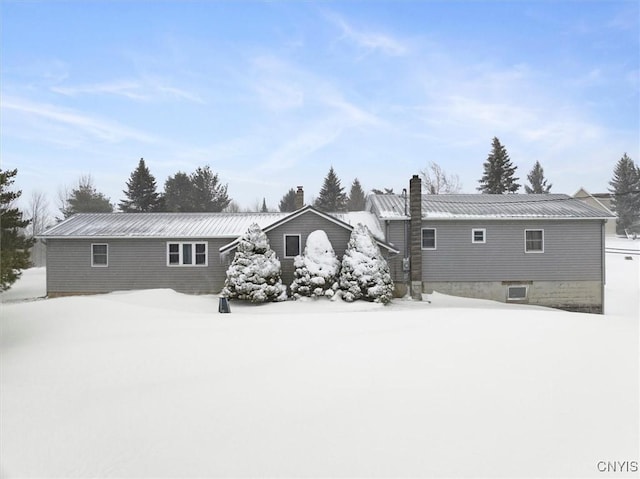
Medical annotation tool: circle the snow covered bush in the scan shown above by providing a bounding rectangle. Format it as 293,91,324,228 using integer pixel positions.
221,223,287,302
338,223,394,304
290,230,340,299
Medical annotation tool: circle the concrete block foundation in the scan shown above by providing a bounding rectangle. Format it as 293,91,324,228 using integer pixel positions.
421,280,603,314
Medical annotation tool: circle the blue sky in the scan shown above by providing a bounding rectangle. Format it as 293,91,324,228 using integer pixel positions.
2,0,638,213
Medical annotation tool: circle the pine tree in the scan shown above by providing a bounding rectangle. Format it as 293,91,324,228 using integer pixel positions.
62,175,113,218
347,178,367,211
608,153,640,234
290,230,340,299
315,166,347,212
524,161,552,194
164,172,195,212
190,165,231,212
1,169,35,291
221,223,287,302
261,198,268,213
119,158,161,212
278,188,297,212
477,137,520,194
338,224,394,304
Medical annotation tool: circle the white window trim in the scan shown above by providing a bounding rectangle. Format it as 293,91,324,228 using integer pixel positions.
91,243,108,267
421,228,437,250
472,228,486,244
283,234,301,258
166,241,208,267
524,229,544,253
507,285,528,301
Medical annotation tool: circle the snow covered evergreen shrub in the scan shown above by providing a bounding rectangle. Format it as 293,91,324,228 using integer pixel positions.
338,224,394,304
221,223,287,302
290,230,340,299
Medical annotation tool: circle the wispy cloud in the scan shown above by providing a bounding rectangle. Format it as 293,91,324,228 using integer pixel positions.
326,12,408,57
2,96,157,144
51,78,204,104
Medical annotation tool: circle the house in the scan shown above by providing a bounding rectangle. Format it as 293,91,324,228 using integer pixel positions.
40,176,613,313
366,175,614,313
573,187,616,236
39,196,397,298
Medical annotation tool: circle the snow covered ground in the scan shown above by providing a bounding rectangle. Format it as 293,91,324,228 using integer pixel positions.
1,239,638,478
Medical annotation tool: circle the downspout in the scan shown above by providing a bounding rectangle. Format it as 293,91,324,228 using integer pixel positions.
402,189,410,295
601,219,606,314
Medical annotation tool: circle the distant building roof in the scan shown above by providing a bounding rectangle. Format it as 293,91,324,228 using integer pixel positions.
368,193,615,220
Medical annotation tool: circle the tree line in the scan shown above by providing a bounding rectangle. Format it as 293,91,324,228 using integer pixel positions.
2,140,639,291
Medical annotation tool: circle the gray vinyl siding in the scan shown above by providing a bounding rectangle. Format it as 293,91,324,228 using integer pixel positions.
46,238,229,295
383,221,407,282
419,220,604,282
265,214,352,288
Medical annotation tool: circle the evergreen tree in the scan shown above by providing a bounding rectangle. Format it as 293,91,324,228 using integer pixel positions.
62,175,114,218
119,158,161,212
290,230,340,299
315,166,347,212
608,153,640,234
261,198,268,213
477,137,521,194
221,223,287,302
278,188,297,212
0,169,35,291
524,161,552,194
338,224,394,304
164,172,195,212
347,178,367,211
190,165,231,212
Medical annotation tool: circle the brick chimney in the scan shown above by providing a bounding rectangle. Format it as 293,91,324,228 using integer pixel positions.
409,175,423,300
295,186,304,210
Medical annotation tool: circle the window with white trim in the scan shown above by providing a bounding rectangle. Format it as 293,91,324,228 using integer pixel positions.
525,229,544,253
91,244,108,267
167,242,208,266
472,228,486,244
421,228,436,250
507,285,528,301
284,234,301,258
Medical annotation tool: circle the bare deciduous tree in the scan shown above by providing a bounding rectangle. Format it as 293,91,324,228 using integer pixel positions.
25,190,50,237
420,162,462,194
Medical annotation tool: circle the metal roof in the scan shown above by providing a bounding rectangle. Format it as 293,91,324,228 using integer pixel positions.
40,212,291,238
369,194,616,220
40,209,387,240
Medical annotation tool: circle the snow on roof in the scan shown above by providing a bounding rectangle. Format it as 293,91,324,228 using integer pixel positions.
40,212,291,238
40,209,387,241
331,211,385,240
369,194,615,220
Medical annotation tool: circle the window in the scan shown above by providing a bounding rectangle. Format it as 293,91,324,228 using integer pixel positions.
507,285,528,301
284,234,301,258
167,242,208,266
525,230,544,253
421,228,436,250
472,228,486,244
91,244,108,267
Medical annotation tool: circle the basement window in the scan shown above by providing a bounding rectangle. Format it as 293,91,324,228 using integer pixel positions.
507,285,528,301
91,244,108,267
167,242,208,266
